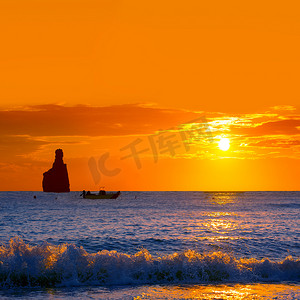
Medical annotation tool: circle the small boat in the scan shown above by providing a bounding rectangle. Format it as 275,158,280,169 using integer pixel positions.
81,190,121,199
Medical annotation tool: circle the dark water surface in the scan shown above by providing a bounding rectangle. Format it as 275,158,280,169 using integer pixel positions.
0,191,299,298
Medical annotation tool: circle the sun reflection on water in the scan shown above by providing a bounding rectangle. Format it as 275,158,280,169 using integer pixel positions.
204,192,244,205
207,219,237,231
184,192,248,245
132,284,300,299
206,212,236,217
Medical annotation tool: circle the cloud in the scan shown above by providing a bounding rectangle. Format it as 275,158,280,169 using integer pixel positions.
248,138,300,148
0,135,48,158
200,110,300,159
233,119,300,136
271,105,296,111
1,104,300,164
0,104,200,137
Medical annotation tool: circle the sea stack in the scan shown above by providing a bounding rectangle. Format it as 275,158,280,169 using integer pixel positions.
42,149,70,192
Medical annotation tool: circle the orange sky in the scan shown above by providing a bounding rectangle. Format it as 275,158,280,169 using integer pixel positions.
0,0,300,191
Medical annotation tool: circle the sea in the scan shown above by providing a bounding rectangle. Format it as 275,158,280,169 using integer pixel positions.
0,191,299,299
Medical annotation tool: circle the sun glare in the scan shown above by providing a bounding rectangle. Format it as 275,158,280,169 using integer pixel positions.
218,137,230,151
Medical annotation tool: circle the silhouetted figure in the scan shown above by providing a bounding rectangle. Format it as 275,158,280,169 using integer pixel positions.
42,149,70,193
99,189,106,195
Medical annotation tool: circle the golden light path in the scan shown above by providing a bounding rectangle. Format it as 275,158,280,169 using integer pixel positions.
132,284,300,299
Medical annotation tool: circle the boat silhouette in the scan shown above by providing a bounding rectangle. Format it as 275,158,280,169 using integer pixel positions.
81,189,120,199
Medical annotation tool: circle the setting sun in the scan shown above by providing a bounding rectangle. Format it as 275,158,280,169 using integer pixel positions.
218,138,230,151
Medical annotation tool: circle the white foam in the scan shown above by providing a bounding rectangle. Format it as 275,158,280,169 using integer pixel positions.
0,238,299,288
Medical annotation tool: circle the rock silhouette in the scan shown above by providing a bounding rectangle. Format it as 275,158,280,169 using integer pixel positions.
42,149,70,192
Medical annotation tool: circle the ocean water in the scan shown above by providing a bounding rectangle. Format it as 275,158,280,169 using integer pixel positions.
0,191,299,299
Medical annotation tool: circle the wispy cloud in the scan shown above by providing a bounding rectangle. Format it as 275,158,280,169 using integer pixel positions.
0,104,198,137
0,135,48,158
233,119,300,136
1,104,300,164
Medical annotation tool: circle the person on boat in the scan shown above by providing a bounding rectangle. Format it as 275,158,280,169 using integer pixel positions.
98,188,106,195
86,191,91,195
81,190,86,198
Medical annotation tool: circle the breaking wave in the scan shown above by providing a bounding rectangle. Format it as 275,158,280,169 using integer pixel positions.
0,238,299,288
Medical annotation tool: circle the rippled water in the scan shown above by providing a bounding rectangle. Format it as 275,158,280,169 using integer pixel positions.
0,191,299,298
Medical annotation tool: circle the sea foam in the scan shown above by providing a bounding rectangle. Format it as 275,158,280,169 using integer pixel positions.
0,238,299,288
